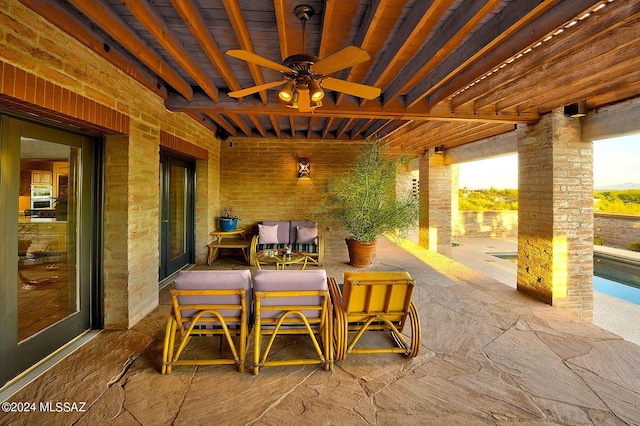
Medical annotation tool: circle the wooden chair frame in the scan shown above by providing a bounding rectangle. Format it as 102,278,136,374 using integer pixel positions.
328,272,421,360
253,289,333,375
162,288,249,374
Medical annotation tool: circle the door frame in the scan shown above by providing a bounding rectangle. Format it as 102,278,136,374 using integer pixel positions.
158,152,195,281
0,114,103,385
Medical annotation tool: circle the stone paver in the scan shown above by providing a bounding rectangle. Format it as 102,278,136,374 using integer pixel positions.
2,239,639,425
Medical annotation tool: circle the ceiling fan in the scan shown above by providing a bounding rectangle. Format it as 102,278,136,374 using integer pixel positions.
226,5,381,112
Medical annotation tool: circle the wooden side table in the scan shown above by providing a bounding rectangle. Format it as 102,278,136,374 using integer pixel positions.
207,229,251,265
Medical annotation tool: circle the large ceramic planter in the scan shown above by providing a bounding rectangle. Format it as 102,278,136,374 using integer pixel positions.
219,218,238,232
346,238,377,268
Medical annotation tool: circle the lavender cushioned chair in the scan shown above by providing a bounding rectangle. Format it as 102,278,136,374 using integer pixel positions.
162,270,252,374
252,269,333,374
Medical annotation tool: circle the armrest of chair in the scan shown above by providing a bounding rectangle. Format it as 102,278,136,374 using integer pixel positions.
250,234,260,266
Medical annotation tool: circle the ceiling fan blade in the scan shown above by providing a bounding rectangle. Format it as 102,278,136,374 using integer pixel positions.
321,77,381,100
226,49,292,73
228,80,287,98
313,46,371,75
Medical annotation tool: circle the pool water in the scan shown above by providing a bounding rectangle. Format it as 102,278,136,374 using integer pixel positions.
491,253,640,306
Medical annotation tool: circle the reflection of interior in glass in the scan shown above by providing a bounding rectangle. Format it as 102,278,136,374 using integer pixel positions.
17,137,78,342
170,164,187,259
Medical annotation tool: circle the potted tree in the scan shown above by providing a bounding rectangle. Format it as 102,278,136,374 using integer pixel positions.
218,207,241,232
323,140,420,267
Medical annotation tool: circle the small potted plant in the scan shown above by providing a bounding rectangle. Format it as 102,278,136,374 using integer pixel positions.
218,207,241,232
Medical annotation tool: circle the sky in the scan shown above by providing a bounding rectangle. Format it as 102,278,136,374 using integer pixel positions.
458,133,640,189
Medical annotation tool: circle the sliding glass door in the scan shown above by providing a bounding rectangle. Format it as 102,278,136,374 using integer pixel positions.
0,116,98,386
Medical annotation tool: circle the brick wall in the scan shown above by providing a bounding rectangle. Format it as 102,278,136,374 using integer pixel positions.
456,210,519,238
2,1,220,328
419,151,452,256
594,213,640,249
219,138,364,257
517,111,594,320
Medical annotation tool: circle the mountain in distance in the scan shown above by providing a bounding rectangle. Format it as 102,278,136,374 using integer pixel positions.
595,182,640,190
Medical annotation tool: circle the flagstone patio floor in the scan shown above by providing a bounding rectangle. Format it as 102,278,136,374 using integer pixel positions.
2,239,639,425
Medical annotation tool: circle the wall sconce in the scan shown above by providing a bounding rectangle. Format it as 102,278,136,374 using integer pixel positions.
434,145,445,154
298,158,310,178
564,100,587,118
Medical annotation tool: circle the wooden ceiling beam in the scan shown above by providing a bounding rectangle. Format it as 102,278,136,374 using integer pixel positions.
170,0,242,93
273,0,290,61
489,28,640,113
521,55,640,114
222,0,268,104
381,0,502,106
335,0,390,105
350,119,373,140
205,113,236,136
18,0,168,100
269,115,282,138
426,0,605,110
187,112,217,133
467,4,640,112
364,119,394,139
64,0,193,100
165,93,539,123
248,114,266,137
226,113,252,137
361,0,451,102
405,0,561,108
322,117,337,139
119,0,219,102
335,119,354,139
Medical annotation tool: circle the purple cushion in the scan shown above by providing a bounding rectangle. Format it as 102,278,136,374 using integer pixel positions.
258,224,279,244
291,220,317,244
173,270,252,327
254,269,327,321
296,226,318,244
262,221,291,244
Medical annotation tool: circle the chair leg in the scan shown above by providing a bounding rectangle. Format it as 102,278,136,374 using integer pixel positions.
162,316,177,374
406,301,421,358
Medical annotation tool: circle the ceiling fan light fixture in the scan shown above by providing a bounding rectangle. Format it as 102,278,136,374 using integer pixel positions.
278,80,295,101
308,79,324,101
286,90,299,109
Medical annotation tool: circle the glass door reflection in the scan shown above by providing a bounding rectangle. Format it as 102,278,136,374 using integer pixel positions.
17,139,78,342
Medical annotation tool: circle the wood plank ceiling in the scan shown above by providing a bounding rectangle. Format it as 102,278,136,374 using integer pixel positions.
19,0,640,155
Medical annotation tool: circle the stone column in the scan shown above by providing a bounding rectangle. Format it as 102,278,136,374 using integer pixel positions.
419,150,452,257
517,110,594,320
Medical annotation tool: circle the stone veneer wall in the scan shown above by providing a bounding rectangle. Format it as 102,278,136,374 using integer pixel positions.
1,2,220,328
219,138,364,257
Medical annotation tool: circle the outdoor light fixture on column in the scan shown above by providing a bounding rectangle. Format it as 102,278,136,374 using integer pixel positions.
564,100,587,118
434,145,445,154
298,158,310,178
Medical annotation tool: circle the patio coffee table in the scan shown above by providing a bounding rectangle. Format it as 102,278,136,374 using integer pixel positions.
253,251,309,270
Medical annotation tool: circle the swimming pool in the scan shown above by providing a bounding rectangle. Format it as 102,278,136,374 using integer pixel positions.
491,252,640,305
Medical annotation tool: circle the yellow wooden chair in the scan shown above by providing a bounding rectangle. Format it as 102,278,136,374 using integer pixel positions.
328,271,421,360
252,269,333,375
162,270,251,374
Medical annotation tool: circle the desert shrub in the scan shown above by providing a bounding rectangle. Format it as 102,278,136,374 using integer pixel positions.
628,242,640,252
594,235,605,246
